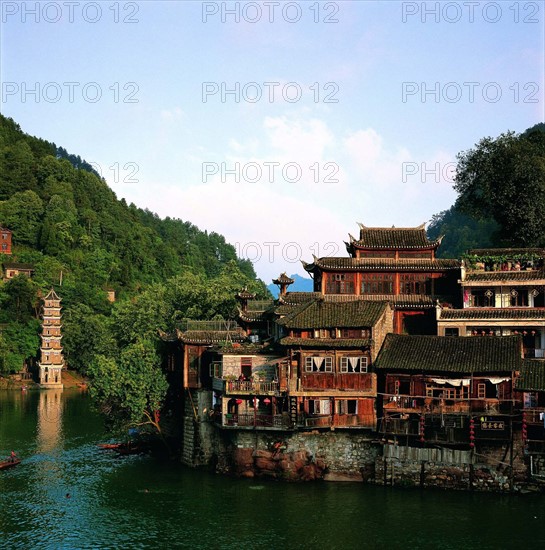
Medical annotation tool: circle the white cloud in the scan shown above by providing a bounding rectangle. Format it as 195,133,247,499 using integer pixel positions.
112,114,457,282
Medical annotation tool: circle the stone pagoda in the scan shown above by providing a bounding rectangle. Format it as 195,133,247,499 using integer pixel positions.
38,289,64,389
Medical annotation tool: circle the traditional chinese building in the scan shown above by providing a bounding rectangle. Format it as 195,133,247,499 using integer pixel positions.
165,224,545,488
277,298,394,430
375,334,523,447
437,248,545,357
303,223,460,334
2,262,34,281
38,289,64,389
235,288,275,342
0,226,12,255
516,359,545,469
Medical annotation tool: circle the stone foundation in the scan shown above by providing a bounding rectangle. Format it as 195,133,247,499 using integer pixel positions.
180,391,544,491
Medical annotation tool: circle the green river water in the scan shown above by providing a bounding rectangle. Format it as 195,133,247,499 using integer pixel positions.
1,389,544,549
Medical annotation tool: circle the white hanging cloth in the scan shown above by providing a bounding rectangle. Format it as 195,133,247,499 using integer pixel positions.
430,378,471,387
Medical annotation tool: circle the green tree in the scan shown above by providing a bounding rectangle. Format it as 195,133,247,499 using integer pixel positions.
88,339,168,433
0,275,39,323
454,130,545,246
0,320,40,374
0,190,44,246
63,303,116,374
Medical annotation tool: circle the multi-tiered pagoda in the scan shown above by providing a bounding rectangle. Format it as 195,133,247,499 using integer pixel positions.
38,289,64,389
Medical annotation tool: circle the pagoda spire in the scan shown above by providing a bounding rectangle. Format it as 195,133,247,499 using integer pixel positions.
272,272,295,297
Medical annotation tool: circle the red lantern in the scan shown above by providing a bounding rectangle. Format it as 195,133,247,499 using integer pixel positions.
470,442,475,448
236,399,243,405
263,398,271,405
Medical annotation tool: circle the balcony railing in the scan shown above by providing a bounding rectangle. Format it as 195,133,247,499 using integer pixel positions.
221,379,280,394
299,414,375,429
382,394,513,415
222,413,290,429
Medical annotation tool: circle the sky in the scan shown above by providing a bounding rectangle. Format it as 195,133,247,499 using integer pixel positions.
1,0,544,282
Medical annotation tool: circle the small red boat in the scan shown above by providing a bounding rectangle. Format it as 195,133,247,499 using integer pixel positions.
98,443,124,450
97,442,150,455
0,458,21,470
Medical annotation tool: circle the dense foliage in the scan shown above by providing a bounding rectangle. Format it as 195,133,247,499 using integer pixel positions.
428,123,545,257
0,115,269,430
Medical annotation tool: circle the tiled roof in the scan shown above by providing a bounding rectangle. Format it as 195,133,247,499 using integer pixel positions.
359,294,436,308
238,309,274,323
2,262,34,270
44,289,61,301
278,299,389,329
304,257,460,272
440,308,545,320
351,224,440,249
176,328,246,344
272,272,295,285
214,343,281,356
236,288,256,299
468,248,545,257
279,292,321,305
464,270,545,283
274,292,319,317
374,334,522,373
280,337,373,349
515,359,545,391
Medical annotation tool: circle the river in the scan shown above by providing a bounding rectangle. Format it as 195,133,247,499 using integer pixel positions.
1,389,544,549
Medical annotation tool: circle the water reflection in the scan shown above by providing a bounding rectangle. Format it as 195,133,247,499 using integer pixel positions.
1,391,545,549
36,389,64,453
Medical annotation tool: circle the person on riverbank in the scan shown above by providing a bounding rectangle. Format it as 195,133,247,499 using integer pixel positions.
10,450,17,463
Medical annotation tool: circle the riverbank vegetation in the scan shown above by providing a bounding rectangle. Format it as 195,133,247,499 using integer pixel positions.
0,115,269,433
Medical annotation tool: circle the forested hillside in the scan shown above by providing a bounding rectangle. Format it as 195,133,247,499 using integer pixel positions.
0,115,269,374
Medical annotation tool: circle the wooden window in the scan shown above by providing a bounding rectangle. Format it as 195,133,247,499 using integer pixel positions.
470,289,495,307
304,356,333,373
510,288,528,307
337,399,357,414
314,329,329,338
360,251,395,258
445,328,459,337
361,273,394,294
340,356,368,373
477,383,486,399
209,362,222,378
326,273,355,294
399,274,430,295
309,399,331,415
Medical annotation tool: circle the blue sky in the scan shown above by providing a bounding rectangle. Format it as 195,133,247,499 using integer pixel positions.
1,1,543,281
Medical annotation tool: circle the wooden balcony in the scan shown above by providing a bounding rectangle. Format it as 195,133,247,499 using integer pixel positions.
382,394,513,415
216,379,280,395
300,373,374,392
219,413,291,430
299,413,375,429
